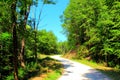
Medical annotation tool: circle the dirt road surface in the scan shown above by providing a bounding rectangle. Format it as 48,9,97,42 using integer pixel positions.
51,55,111,80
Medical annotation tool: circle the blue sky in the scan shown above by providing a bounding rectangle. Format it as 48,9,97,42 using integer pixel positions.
29,0,69,42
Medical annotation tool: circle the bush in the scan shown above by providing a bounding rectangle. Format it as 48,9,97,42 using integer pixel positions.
5,73,14,80
18,68,27,79
26,62,40,71
77,45,89,58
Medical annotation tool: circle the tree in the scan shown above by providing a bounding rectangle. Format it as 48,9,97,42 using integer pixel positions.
17,0,34,68
62,0,120,67
0,32,12,79
58,41,69,54
37,30,58,54
1,0,37,79
11,0,19,79
29,0,56,62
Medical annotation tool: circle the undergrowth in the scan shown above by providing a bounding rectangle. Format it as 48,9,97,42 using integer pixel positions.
43,70,62,80
28,55,63,80
4,54,63,80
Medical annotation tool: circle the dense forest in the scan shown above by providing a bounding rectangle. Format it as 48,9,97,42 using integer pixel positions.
0,0,60,80
62,0,120,68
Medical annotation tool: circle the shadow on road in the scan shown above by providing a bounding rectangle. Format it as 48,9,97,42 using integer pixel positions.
83,69,110,80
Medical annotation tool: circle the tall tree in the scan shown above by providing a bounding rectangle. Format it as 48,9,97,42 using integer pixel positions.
29,0,56,62
37,30,58,54
17,0,33,68
62,0,120,67
11,0,18,79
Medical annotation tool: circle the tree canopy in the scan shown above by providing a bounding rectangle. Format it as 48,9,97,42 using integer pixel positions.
0,0,58,80
62,0,120,67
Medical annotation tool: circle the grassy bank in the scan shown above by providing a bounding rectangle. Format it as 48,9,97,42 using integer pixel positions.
43,70,62,80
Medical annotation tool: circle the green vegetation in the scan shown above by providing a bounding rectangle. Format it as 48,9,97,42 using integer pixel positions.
0,0,60,80
62,0,120,69
37,30,58,54
2,54,63,80
43,70,62,80
57,41,69,54
62,1,120,79
1,0,120,80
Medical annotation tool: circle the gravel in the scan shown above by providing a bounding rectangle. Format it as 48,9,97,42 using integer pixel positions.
51,55,111,80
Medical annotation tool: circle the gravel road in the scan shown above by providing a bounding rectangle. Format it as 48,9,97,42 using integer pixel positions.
51,55,111,80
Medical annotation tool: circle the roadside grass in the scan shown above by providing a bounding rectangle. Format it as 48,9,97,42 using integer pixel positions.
43,70,62,80
28,54,63,80
73,59,120,80
38,54,49,59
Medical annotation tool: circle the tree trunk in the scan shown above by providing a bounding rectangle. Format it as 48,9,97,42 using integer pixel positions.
11,1,19,80
20,38,25,68
34,30,38,62
0,44,2,54
105,53,109,67
33,21,37,62
13,26,18,80
19,3,30,68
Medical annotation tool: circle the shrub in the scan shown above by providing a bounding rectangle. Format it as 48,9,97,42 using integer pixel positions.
5,73,14,80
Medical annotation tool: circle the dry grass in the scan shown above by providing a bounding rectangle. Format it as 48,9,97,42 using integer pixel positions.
63,50,77,59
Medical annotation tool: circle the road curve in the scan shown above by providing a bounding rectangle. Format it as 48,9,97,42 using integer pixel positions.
51,55,111,80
